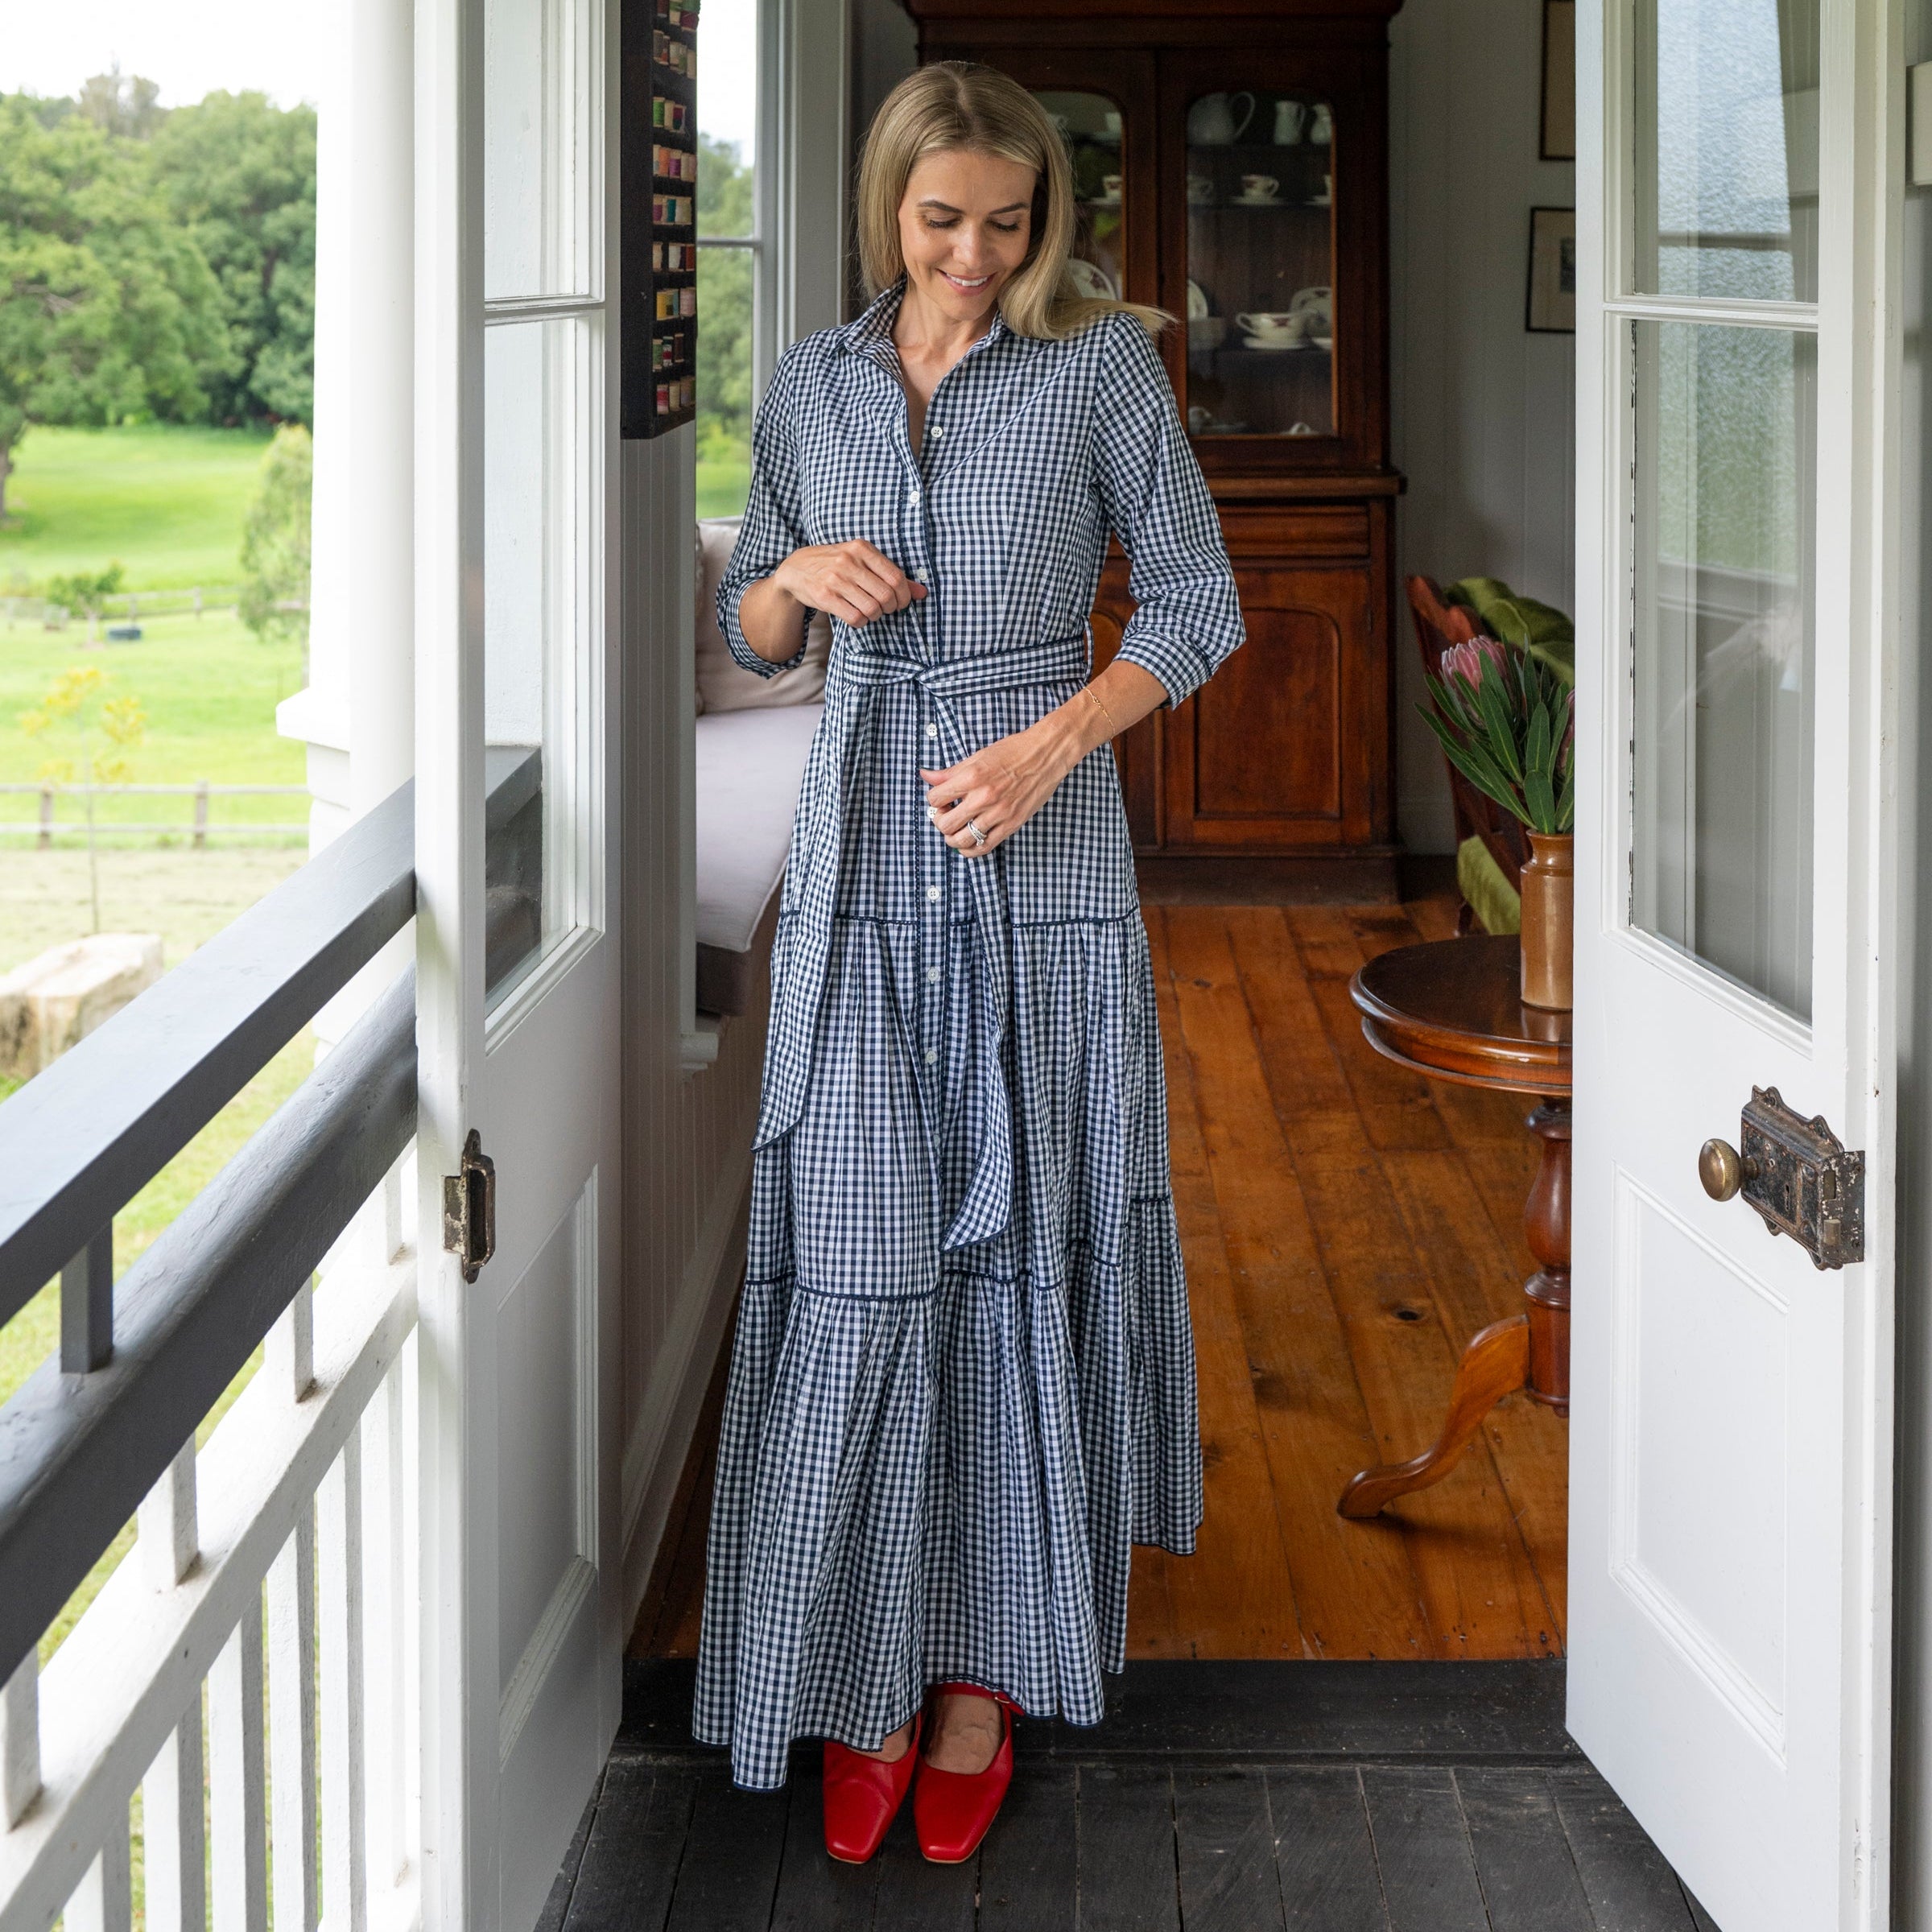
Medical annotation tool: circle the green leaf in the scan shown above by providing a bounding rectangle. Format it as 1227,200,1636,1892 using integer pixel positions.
1525,699,1553,784
1557,766,1575,832
1525,765,1557,834
1476,665,1525,783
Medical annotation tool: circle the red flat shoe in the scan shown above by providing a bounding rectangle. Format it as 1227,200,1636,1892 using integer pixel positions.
823,1712,922,1864
913,1683,1019,1864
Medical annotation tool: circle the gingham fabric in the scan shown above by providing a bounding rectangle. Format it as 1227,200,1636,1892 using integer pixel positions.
691,273,1245,1790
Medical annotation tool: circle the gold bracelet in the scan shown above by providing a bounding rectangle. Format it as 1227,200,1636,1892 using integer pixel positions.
1081,683,1120,737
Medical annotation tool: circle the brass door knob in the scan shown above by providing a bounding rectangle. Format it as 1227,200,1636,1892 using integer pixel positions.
1699,1137,1754,1202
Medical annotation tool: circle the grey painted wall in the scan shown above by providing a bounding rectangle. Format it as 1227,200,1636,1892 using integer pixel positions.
1388,0,1577,852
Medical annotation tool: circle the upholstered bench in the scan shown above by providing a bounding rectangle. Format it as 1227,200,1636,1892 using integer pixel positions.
693,515,830,1018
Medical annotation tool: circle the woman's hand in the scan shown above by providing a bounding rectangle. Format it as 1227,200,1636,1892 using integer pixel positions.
921,711,1088,858
777,539,927,629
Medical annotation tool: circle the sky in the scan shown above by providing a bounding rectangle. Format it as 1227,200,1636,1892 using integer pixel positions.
2,0,758,159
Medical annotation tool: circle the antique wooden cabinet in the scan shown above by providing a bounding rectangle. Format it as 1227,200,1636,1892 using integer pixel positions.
897,0,1405,896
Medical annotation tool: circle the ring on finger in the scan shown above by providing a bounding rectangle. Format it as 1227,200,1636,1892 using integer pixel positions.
966,819,988,848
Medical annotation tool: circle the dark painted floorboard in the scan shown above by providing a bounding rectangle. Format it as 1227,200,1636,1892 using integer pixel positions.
544,1664,1704,1932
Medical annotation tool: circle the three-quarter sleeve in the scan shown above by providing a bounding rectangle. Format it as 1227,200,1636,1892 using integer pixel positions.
1092,312,1245,707
717,341,814,678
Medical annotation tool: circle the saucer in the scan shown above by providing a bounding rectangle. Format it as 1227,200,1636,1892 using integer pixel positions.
1090,192,1121,205
1239,335,1302,351
1231,192,1282,205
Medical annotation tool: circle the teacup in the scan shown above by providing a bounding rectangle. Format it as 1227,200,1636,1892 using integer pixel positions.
1238,174,1280,201
1101,173,1123,200
1186,173,1214,204
1237,311,1305,346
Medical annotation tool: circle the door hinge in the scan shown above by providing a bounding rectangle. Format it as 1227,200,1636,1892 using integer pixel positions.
442,1129,497,1283
1699,1086,1864,1270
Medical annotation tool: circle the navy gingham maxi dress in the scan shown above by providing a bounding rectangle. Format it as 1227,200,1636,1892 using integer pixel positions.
692,273,1245,1790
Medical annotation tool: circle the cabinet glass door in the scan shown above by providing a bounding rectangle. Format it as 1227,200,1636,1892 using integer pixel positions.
1183,88,1335,438
1034,90,1129,307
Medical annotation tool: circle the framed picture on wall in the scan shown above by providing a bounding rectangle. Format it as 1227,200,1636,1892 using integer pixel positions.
1526,206,1576,332
1541,0,1576,159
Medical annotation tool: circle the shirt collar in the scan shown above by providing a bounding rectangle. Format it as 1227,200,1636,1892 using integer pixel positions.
835,271,1017,371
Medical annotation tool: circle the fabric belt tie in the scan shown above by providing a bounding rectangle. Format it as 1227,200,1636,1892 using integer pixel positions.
753,629,1091,1253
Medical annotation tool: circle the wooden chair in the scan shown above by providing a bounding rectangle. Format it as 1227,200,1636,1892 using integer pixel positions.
1406,575,1528,934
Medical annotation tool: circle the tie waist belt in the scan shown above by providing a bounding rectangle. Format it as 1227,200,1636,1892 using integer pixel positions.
753,630,1091,1253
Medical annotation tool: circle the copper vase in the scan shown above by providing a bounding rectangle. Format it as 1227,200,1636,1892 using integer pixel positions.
1519,832,1574,1010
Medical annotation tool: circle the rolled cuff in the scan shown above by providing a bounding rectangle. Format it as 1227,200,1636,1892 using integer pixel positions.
1116,630,1216,709
720,576,811,679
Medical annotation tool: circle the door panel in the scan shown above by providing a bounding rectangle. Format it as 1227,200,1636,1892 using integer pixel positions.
1164,565,1368,846
1568,0,1899,1922
416,0,622,1927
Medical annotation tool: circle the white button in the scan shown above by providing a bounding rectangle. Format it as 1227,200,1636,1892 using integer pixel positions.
927,886,941,902
914,568,928,583
931,426,944,439
925,1048,939,1065
908,488,921,505
927,966,941,984
925,722,938,739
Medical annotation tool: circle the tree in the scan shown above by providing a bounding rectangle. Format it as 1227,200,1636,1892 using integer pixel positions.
45,562,125,642
151,93,317,424
0,93,229,518
21,664,147,934
76,67,166,142
238,423,311,653
696,134,754,477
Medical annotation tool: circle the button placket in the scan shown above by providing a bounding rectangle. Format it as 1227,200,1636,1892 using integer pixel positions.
917,691,947,1113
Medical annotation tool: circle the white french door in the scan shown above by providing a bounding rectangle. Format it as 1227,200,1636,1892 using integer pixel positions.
415,0,624,1928
1569,0,1901,1926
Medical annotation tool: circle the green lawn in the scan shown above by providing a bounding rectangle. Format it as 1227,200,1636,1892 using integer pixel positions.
0,609,307,837
0,425,272,594
697,456,750,520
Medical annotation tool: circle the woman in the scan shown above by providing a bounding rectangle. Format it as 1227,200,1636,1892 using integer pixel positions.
693,60,1244,1862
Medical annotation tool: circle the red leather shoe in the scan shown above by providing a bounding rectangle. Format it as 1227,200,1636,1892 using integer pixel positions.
913,1684,1019,1864
822,1712,921,1864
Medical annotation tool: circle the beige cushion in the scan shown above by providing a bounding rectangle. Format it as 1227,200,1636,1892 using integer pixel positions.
696,516,832,712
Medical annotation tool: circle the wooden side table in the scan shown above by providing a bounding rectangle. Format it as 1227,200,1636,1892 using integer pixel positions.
1337,935,1572,1519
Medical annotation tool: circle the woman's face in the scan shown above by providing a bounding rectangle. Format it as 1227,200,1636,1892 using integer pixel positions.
896,147,1037,326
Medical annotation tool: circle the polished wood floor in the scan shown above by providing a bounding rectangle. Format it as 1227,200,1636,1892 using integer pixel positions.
632,897,1568,1666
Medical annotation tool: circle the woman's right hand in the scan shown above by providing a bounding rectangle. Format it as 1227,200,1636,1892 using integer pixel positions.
772,540,928,629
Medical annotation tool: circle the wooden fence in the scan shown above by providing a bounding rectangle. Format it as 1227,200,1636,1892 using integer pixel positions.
0,784,310,848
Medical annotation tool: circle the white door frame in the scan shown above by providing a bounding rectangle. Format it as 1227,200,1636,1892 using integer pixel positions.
1571,0,1905,1921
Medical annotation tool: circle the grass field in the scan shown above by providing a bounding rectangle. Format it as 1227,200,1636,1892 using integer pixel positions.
0,425,272,594
696,457,750,520
0,609,307,838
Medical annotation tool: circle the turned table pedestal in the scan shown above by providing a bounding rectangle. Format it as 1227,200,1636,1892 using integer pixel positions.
1337,935,1571,1519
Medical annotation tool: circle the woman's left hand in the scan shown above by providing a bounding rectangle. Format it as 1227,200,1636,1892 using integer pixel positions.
920,712,1086,858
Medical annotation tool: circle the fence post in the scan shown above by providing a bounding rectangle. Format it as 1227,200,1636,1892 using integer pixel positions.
39,785,52,852
194,781,210,852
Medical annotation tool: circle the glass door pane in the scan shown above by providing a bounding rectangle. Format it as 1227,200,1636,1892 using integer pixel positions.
1183,88,1334,438
1633,0,1819,302
1629,319,1816,1017
1034,90,1129,307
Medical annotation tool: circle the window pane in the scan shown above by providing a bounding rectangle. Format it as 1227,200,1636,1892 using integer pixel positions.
696,0,755,514
485,0,597,302
484,316,595,1005
1183,90,1335,438
1633,0,1818,302
1032,89,1129,305
1630,320,1816,1018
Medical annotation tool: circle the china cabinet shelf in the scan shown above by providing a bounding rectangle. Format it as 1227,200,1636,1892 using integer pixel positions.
898,0,1405,892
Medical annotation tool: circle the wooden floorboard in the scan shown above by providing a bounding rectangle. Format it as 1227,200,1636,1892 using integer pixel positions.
629,893,1571,1670
559,1665,1699,1932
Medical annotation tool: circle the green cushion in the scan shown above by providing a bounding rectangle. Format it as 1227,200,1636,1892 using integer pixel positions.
1458,835,1521,936
1444,576,1575,685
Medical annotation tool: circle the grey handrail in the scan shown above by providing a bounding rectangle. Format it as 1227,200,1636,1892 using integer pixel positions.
0,965,418,1686
0,782,418,1320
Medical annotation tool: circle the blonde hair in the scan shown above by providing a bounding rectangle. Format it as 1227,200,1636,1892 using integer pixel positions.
854,61,1172,343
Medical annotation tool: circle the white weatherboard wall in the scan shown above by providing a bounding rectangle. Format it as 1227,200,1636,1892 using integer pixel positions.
1388,0,1577,853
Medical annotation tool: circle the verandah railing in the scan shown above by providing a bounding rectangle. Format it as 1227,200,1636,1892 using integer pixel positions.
0,782,421,1932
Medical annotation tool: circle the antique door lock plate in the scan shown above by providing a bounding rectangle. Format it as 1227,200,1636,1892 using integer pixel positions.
442,1129,497,1283
1699,1086,1864,1270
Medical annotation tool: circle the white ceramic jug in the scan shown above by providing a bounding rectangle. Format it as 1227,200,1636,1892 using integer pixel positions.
1273,100,1307,145
1187,91,1255,146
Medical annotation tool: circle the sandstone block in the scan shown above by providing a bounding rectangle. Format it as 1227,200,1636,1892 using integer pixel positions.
0,934,165,1082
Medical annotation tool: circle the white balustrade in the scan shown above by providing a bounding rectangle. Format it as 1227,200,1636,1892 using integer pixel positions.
0,1172,422,1932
